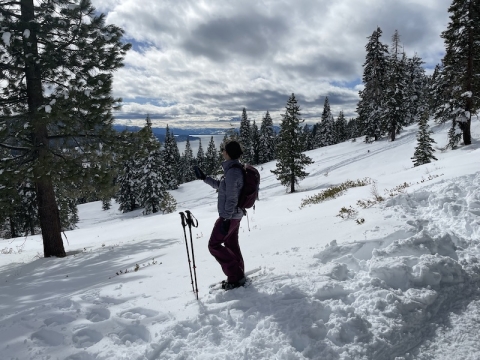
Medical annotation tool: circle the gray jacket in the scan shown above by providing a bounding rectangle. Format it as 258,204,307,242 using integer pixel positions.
204,159,244,220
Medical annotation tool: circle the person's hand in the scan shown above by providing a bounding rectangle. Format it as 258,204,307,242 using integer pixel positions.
220,218,230,235
193,166,206,180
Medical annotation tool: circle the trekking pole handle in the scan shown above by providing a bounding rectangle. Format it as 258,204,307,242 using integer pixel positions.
185,210,198,228
179,212,187,228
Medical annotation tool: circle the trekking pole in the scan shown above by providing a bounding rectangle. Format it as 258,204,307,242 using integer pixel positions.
179,212,195,294
185,210,199,300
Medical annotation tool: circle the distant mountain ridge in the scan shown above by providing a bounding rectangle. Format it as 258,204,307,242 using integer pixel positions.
112,124,281,143
112,125,227,143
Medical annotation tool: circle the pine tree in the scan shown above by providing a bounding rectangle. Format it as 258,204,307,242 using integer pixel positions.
357,27,389,143
347,118,360,140
251,121,260,165
181,137,196,183
405,54,428,125
258,111,276,163
428,64,449,116
384,32,408,141
271,94,314,193
433,0,480,148
139,141,168,215
162,125,180,190
205,136,220,175
412,112,437,166
116,131,142,213
239,108,252,163
300,124,314,151
116,158,137,213
0,0,130,257
195,139,206,169
335,111,349,143
315,97,336,147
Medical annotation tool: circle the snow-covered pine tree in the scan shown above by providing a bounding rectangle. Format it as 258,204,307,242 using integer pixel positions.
335,111,349,143
181,137,196,183
116,157,138,213
315,97,336,147
0,180,39,238
405,54,428,126
258,111,276,164
412,111,437,166
139,143,170,215
195,139,206,169
239,108,252,163
0,0,130,257
162,125,180,190
357,27,389,143
433,0,480,148
384,31,408,141
116,131,143,213
300,124,314,151
251,121,260,165
428,64,449,117
205,136,220,175
347,118,360,140
271,94,314,193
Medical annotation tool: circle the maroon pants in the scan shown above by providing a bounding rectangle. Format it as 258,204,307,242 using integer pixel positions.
208,217,244,283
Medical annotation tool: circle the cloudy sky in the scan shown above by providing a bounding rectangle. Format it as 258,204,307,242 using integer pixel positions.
92,0,452,129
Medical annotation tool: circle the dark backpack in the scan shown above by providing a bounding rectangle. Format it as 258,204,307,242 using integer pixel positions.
231,163,260,210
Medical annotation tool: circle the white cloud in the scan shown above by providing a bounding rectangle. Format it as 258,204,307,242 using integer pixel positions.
91,0,451,128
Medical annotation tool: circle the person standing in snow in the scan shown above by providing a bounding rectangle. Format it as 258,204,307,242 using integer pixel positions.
193,140,246,290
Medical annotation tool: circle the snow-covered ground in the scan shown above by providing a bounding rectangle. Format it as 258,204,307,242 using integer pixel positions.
1,119,480,360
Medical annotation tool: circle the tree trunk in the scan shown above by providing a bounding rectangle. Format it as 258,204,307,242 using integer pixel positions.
290,173,295,193
21,0,65,257
36,178,65,257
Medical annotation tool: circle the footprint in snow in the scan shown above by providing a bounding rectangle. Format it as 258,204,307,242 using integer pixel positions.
119,307,159,320
110,324,151,345
72,328,103,348
31,328,64,346
44,314,76,326
86,307,110,322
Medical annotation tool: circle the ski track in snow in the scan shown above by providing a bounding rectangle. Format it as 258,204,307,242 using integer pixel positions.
1,122,480,359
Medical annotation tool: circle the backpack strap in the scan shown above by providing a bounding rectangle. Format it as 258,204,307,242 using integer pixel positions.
229,163,247,214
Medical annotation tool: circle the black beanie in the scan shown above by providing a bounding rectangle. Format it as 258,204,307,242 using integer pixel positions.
225,140,243,160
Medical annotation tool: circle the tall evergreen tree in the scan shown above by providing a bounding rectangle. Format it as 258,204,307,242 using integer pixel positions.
138,126,169,215
117,157,139,213
162,125,180,190
271,94,314,193
412,112,437,166
181,137,196,183
435,0,480,147
205,136,220,175
258,111,276,163
239,108,252,163
357,27,389,143
347,118,360,140
251,121,260,165
300,124,314,151
0,0,130,257
116,131,143,213
335,111,349,143
195,139,206,169
384,32,408,141
315,97,336,147
405,54,428,125
428,64,449,116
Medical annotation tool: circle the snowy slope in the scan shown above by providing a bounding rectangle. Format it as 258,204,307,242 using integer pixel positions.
1,119,480,360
